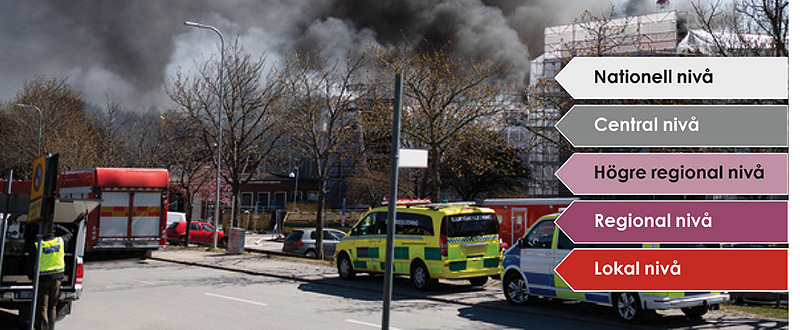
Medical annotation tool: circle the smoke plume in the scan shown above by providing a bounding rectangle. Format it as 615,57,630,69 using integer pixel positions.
0,0,628,111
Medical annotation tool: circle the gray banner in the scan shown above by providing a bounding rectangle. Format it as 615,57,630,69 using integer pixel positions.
555,105,788,147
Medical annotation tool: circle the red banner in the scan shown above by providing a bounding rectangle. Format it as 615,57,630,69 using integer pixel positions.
555,249,787,291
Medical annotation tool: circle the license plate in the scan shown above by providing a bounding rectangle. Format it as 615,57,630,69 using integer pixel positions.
14,291,32,300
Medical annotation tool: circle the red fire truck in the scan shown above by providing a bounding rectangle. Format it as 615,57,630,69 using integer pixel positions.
57,168,169,252
483,198,577,246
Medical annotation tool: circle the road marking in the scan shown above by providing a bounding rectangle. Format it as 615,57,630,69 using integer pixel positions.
345,319,402,330
204,293,268,306
134,280,155,285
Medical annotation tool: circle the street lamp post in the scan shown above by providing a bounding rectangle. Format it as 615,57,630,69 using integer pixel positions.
14,104,42,154
290,167,299,212
184,21,225,249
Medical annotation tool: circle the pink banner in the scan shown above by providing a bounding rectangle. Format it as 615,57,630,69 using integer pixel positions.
555,153,787,195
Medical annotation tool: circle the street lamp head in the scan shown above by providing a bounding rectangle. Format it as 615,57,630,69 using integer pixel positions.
184,21,203,28
289,172,295,178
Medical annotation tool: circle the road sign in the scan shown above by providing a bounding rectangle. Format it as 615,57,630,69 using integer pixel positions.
555,153,787,195
554,57,788,99
556,105,788,147
28,154,47,222
555,248,787,291
555,200,787,243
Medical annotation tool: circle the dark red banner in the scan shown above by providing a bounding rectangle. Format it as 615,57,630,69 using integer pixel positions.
555,249,787,291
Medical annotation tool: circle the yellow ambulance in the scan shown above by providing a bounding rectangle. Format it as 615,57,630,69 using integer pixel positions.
335,202,502,290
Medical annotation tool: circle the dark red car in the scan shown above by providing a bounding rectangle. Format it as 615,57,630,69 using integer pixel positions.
167,221,226,247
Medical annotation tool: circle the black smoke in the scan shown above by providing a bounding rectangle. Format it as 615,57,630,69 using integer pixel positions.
0,0,616,111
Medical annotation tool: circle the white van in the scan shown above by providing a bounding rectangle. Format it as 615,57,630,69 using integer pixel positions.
167,212,186,226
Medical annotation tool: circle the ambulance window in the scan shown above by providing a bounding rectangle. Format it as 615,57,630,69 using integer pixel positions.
556,229,574,250
352,212,387,236
352,213,376,236
395,213,433,236
446,213,498,237
523,220,554,249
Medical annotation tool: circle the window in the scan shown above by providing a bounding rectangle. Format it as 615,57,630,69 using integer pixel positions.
556,229,574,250
257,192,270,208
275,192,287,210
328,231,345,241
523,220,555,249
352,212,387,236
291,190,303,202
396,212,434,236
168,222,179,229
286,231,303,241
446,213,498,237
307,191,319,201
202,224,214,232
241,192,253,209
190,223,201,231
323,230,344,241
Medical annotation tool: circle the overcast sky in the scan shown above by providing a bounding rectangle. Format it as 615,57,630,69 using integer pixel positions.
0,0,692,112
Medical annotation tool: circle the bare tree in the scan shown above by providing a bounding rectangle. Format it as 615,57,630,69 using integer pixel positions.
690,0,788,56
0,77,106,177
370,41,510,202
280,50,368,259
167,41,286,227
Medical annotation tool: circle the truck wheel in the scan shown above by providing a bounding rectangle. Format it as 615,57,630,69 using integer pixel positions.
614,292,644,323
503,271,531,305
337,253,356,280
411,260,434,291
681,305,709,319
56,301,72,321
468,276,488,287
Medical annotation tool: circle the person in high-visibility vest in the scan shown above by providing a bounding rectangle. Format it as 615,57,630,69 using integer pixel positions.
36,224,72,330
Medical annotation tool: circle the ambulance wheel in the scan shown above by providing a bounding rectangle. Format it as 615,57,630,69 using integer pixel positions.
681,306,709,319
337,253,356,280
468,276,488,287
614,292,644,323
411,260,434,291
503,271,531,305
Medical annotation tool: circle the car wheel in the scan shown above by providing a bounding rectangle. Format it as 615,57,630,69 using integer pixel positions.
468,276,488,287
56,301,72,321
305,249,317,259
337,253,356,280
681,305,709,319
503,271,531,305
614,292,644,323
411,261,434,291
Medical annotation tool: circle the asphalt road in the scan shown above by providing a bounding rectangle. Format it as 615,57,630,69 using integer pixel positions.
0,255,788,329
54,258,627,330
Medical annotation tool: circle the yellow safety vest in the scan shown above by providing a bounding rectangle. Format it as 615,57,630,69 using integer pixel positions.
37,237,65,275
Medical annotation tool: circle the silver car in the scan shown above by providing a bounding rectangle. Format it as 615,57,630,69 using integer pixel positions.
282,228,345,258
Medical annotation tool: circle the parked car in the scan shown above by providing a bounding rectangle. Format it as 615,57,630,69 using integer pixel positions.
282,228,345,258
167,221,226,247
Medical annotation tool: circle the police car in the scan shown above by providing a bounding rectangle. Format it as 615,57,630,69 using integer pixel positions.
501,213,729,323
335,202,502,290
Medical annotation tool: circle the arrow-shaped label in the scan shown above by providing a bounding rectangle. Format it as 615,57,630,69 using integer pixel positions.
556,105,788,147
555,201,787,243
554,57,788,99
555,248,787,291
555,153,787,195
